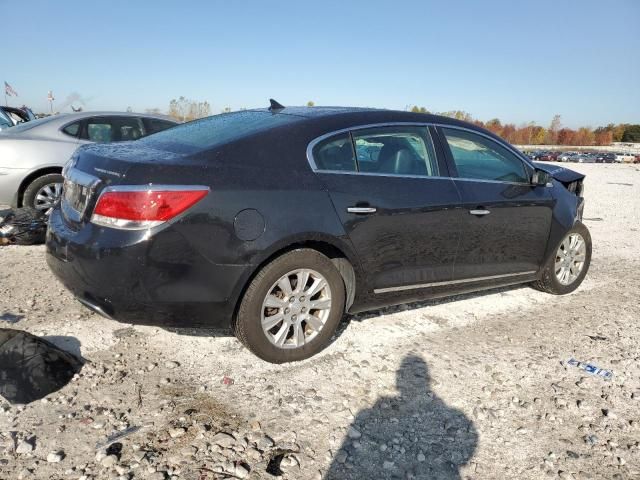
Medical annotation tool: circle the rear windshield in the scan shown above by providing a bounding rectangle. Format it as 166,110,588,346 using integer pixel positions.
138,110,302,153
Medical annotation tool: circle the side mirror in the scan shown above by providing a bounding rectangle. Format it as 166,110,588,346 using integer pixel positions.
531,169,551,187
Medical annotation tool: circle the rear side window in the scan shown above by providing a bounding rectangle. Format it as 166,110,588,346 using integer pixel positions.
442,128,528,183
352,126,439,176
312,134,357,172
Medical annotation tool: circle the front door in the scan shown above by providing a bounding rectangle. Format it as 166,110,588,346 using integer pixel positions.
310,126,463,293
437,126,554,280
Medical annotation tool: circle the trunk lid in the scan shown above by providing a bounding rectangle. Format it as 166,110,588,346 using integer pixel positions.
61,142,200,225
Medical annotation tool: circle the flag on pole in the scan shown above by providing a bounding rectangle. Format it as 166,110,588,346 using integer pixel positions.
4,82,18,97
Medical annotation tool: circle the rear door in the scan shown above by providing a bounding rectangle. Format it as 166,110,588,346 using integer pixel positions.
437,126,554,280
311,125,463,293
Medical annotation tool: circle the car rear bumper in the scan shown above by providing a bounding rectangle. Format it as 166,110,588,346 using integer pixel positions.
46,207,252,329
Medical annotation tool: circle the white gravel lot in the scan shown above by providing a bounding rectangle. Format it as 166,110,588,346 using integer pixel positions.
1,163,640,479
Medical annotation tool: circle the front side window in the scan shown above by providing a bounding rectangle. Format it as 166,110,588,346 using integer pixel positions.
312,133,357,172
442,128,529,183
352,126,439,176
115,117,145,141
144,118,177,135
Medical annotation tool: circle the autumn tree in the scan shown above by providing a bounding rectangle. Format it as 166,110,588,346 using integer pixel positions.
169,96,190,121
169,97,211,121
545,114,562,144
306,100,315,107
532,126,547,145
410,105,429,113
621,125,640,142
484,118,503,136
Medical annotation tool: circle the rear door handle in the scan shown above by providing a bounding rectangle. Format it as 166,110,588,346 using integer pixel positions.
469,209,491,216
347,206,377,214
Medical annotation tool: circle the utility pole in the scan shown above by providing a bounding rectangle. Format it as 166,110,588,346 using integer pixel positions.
47,91,54,114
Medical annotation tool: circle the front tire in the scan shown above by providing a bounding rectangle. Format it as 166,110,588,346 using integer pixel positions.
234,249,346,363
533,222,591,295
22,173,64,212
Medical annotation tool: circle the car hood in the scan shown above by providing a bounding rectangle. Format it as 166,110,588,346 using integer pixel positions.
532,161,585,182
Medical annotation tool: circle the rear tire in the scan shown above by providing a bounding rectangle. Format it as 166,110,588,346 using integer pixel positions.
533,222,591,295
234,249,346,363
22,173,63,212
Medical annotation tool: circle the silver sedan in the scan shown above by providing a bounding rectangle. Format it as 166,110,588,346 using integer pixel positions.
0,112,177,210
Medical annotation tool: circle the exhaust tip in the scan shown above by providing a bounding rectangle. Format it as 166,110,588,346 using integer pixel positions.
77,296,114,320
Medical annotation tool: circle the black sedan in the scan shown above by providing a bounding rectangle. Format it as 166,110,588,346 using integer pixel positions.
47,103,591,363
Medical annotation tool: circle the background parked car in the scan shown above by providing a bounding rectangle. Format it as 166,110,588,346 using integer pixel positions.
0,112,177,211
0,106,36,125
557,151,578,162
573,153,597,163
535,151,560,162
0,109,13,131
615,152,636,163
595,153,616,163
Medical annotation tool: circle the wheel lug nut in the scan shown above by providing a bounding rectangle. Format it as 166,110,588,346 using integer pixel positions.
299,296,305,302
301,307,307,313
285,308,290,314
289,297,295,303
292,314,297,321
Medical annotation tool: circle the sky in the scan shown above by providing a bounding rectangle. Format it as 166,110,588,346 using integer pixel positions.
2,0,639,128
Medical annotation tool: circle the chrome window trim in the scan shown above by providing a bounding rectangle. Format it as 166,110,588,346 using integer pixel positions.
373,270,537,294
306,121,536,185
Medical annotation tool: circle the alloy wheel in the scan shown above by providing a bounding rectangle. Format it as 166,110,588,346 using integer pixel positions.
34,182,63,213
555,233,587,285
261,268,332,349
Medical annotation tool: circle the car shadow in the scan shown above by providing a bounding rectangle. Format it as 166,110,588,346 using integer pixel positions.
166,284,526,343
345,283,524,323
325,354,477,479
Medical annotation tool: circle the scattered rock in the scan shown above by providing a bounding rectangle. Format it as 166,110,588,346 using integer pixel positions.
168,427,186,438
15,439,34,455
46,451,64,463
211,432,235,448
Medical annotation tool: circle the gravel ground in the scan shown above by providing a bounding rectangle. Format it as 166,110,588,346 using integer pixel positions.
1,163,639,480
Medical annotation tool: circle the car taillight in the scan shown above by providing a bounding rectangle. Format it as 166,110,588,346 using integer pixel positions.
91,186,209,230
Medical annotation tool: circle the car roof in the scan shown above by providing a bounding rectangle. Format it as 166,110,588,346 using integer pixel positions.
244,105,493,138
251,105,471,125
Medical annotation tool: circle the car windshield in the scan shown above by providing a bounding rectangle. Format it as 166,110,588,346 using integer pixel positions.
138,110,303,154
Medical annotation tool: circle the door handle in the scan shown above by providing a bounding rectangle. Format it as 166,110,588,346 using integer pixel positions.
347,206,377,214
469,209,491,216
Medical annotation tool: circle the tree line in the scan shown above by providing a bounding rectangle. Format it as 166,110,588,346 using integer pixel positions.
409,106,640,145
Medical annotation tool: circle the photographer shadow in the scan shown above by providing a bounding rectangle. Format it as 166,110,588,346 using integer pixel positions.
325,354,477,479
